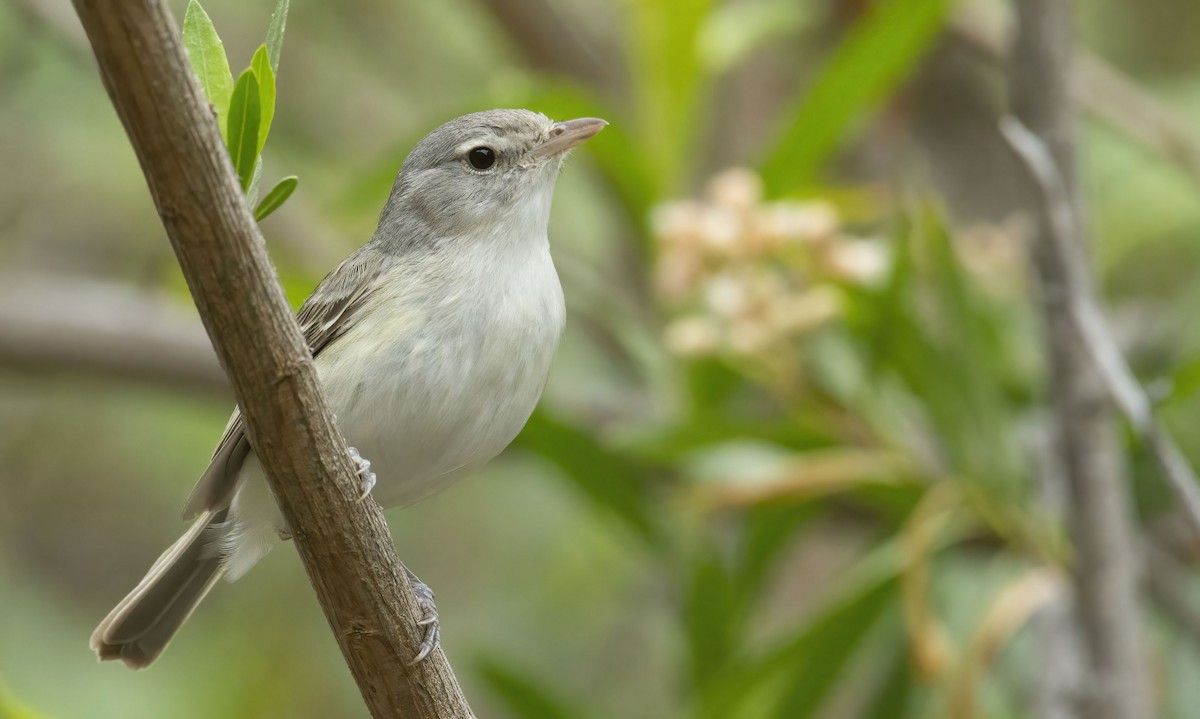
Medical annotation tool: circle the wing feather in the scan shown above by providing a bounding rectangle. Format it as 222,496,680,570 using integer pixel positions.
182,246,388,518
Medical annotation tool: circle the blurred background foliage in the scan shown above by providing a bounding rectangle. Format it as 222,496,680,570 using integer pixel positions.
2,0,1200,717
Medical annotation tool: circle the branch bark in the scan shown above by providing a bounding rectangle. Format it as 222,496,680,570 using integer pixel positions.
70,1,474,717
1008,1,1150,717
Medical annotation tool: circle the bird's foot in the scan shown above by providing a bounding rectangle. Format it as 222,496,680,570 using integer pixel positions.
405,567,440,664
348,447,376,501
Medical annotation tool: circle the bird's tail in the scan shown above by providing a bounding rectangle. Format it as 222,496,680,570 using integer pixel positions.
90,509,228,669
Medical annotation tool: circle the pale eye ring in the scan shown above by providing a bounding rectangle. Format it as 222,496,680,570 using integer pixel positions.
467,146,497,171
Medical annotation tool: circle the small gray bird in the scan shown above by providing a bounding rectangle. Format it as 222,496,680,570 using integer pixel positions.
91,109,606,668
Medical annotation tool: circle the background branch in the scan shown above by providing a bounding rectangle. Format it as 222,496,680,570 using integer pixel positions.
1001,117,1200,536
69,1,474,716
0,275,225,391
1007,1,1151,717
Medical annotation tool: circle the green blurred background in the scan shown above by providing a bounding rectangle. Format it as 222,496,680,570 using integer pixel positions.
3,0,1200,716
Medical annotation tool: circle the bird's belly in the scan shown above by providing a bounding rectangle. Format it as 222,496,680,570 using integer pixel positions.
315,286,562,507
336,359,545,507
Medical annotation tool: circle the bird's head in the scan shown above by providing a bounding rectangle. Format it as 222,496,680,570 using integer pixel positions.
381,109,606,241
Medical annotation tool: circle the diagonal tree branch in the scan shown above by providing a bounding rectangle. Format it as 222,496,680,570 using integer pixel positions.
69,1,473,717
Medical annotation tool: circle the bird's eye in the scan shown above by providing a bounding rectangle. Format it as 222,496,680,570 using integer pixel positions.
467,146,496,171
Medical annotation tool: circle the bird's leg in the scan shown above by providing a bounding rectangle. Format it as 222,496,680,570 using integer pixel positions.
405,566,440,664
347,446,376,501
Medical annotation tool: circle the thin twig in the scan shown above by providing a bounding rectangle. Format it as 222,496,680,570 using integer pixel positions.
70,0,474,716
1001,116,1200,539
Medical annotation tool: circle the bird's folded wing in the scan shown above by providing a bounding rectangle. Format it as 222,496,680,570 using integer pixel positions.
182,247,388,518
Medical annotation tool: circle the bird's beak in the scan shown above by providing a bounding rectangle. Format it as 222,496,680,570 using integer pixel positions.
533,117,608,158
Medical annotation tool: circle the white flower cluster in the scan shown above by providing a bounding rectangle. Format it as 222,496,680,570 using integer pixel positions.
652,169,889,358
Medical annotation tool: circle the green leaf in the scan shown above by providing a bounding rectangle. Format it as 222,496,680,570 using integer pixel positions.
680,503,815,694
843,207,1029,504
265,0,290,74
761,0,951,194
628,0,712,194
250,45,276,156
475,657,587,719
226,69,261,191
181,0,234,141
737,502,817,600
861,629,915,719
684,549,741,687
753,546,903,717
773,600,900,717
1163,355,1200,406
515,410,659,544
627,413,835,464
694,541,905,719
246,157,264,207
254,175,298,221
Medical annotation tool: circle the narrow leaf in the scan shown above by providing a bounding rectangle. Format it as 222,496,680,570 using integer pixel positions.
182,0,234,140
251,45,276,155
226,69,261,191
254,175,298,221
695,542,905,718
761,0,951,194
1163,355,1200,405
862,641,915,719
684,551,741,687
628,0,711,194
247,157,264,208
752,545,904,717
265,0,290,74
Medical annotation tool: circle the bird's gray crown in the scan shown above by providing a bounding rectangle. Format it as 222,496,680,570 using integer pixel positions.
399,109,556,175
371,109,605,251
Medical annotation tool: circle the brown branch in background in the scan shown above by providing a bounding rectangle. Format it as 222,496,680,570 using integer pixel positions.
1027,417,1085,719
0,275,226,391
1007,1,1151,716
69,1,474,717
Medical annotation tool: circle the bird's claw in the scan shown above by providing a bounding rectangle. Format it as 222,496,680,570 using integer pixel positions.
405,568,440,664
347,447,376,502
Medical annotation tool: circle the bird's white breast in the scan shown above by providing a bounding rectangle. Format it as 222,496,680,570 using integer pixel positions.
314,230,565,507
